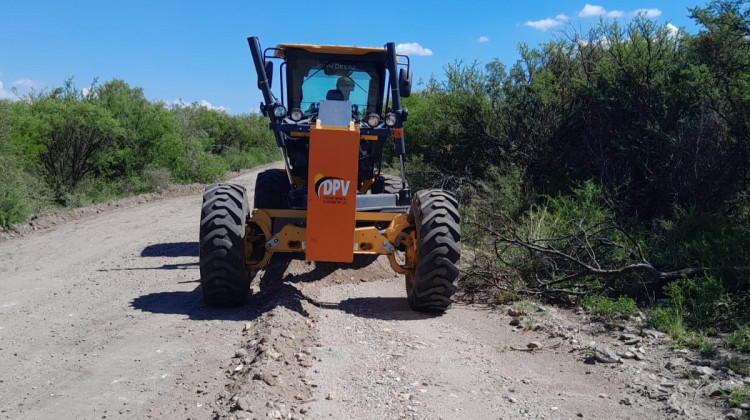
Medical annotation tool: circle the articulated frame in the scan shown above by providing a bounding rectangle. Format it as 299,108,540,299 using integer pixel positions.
244,210,416,275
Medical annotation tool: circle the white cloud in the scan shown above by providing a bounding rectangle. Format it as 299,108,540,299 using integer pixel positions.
395,42,433,56
556,13,569,21
666,23,679,37
579,4,606,17
634,8,662,18
577,35,612,48
169,98,228,112
525,18,563,31
199,100,228,113
12,78,36,88
579,4,624,18
478,36,489,43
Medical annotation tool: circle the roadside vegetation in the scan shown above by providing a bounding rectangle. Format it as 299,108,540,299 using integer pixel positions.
0,78,276,228
399,1,750,353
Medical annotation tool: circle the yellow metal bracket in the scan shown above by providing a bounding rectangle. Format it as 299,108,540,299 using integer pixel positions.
245,209,415,275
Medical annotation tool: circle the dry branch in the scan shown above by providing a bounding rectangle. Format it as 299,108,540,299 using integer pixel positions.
463,211,706,302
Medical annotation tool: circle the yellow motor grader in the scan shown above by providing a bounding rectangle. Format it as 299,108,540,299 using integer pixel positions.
198,36,460,312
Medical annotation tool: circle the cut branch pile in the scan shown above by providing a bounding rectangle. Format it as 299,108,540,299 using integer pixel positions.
462,209,706,303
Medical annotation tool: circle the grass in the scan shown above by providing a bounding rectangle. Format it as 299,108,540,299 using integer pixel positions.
513,300,537,315
582,296,637,323
730,386,750,407
684,332,717,357
725,324,750,353
728,358,750,377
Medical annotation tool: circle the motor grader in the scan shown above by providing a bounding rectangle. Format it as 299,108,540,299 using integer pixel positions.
198,36,460,312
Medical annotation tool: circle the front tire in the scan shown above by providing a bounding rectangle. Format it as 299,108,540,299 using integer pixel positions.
405,189,461,312
254,169,290,209
199,183,250,306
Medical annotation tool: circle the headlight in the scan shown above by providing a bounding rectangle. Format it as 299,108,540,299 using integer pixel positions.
384,112,397,127
273,105,287,118
290,108,303,122
366,113,380,128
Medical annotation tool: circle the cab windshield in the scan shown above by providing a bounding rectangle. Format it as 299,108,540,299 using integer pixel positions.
286,57,383,118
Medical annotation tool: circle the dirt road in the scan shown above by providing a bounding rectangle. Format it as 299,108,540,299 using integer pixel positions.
0,165,735,419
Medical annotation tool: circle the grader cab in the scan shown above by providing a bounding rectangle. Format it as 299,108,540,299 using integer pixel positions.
198,36,460,312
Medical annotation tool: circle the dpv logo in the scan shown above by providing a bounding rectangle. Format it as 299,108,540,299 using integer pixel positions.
314,173,350,199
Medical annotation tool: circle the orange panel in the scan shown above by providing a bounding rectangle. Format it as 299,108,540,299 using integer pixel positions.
305,125,359,262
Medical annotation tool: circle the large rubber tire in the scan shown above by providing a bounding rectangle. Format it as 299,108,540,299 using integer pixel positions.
199,183,250,306
382,174,402,194
405,189,461,312
254,169,290,209
372,174,402,194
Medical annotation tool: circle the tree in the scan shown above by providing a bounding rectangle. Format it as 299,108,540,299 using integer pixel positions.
94,79,182,179
15,97,122,196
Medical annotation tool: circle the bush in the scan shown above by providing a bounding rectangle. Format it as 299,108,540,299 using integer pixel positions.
139,164,173,192
12,96,122,199
0,156,32,228
175,136,228,183
462,179,648,303
582,296,637,323
730,386,750,407
94,79,183,179
653,207,750,295
650,275,733,352
725,325,750,353
0,100,50,227
221,146,277,172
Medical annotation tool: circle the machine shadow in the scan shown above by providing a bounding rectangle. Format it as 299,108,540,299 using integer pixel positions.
130,288,263,321
131,246,432,321
315,297,439,321
141,242,198,257
247,253,383,319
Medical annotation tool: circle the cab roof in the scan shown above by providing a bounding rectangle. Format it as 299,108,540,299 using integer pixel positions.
274,43,386,57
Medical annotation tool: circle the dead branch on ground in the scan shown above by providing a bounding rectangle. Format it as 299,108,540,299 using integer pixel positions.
462,210,706,303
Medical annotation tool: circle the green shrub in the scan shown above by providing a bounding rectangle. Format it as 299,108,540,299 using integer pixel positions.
0,101,50,227
513,300,538,315
730,386,750,407
63,177,121,207
650,276,732,354
175,136,226,183
582,296,637,323
684,332,716,357
728,358,750,377
221,146,277,172
474,164,528,219
725,325,750,353
139,164,173,192
653,273,737,332
0,157,32,228
654,207,750,294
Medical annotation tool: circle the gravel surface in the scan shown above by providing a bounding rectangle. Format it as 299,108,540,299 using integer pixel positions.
0,163,745,419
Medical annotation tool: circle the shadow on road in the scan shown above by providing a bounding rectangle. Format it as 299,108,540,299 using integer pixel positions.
141,241,198,257
131,287,262,321
131,243,435,322
315,297,438,321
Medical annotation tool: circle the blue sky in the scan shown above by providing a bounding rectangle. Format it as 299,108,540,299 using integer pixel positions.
0,1,701,114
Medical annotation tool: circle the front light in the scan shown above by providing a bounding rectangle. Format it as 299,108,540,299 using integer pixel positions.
290,108,303,121
273,105,287,118
384,112,397,127
366,113,380,128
